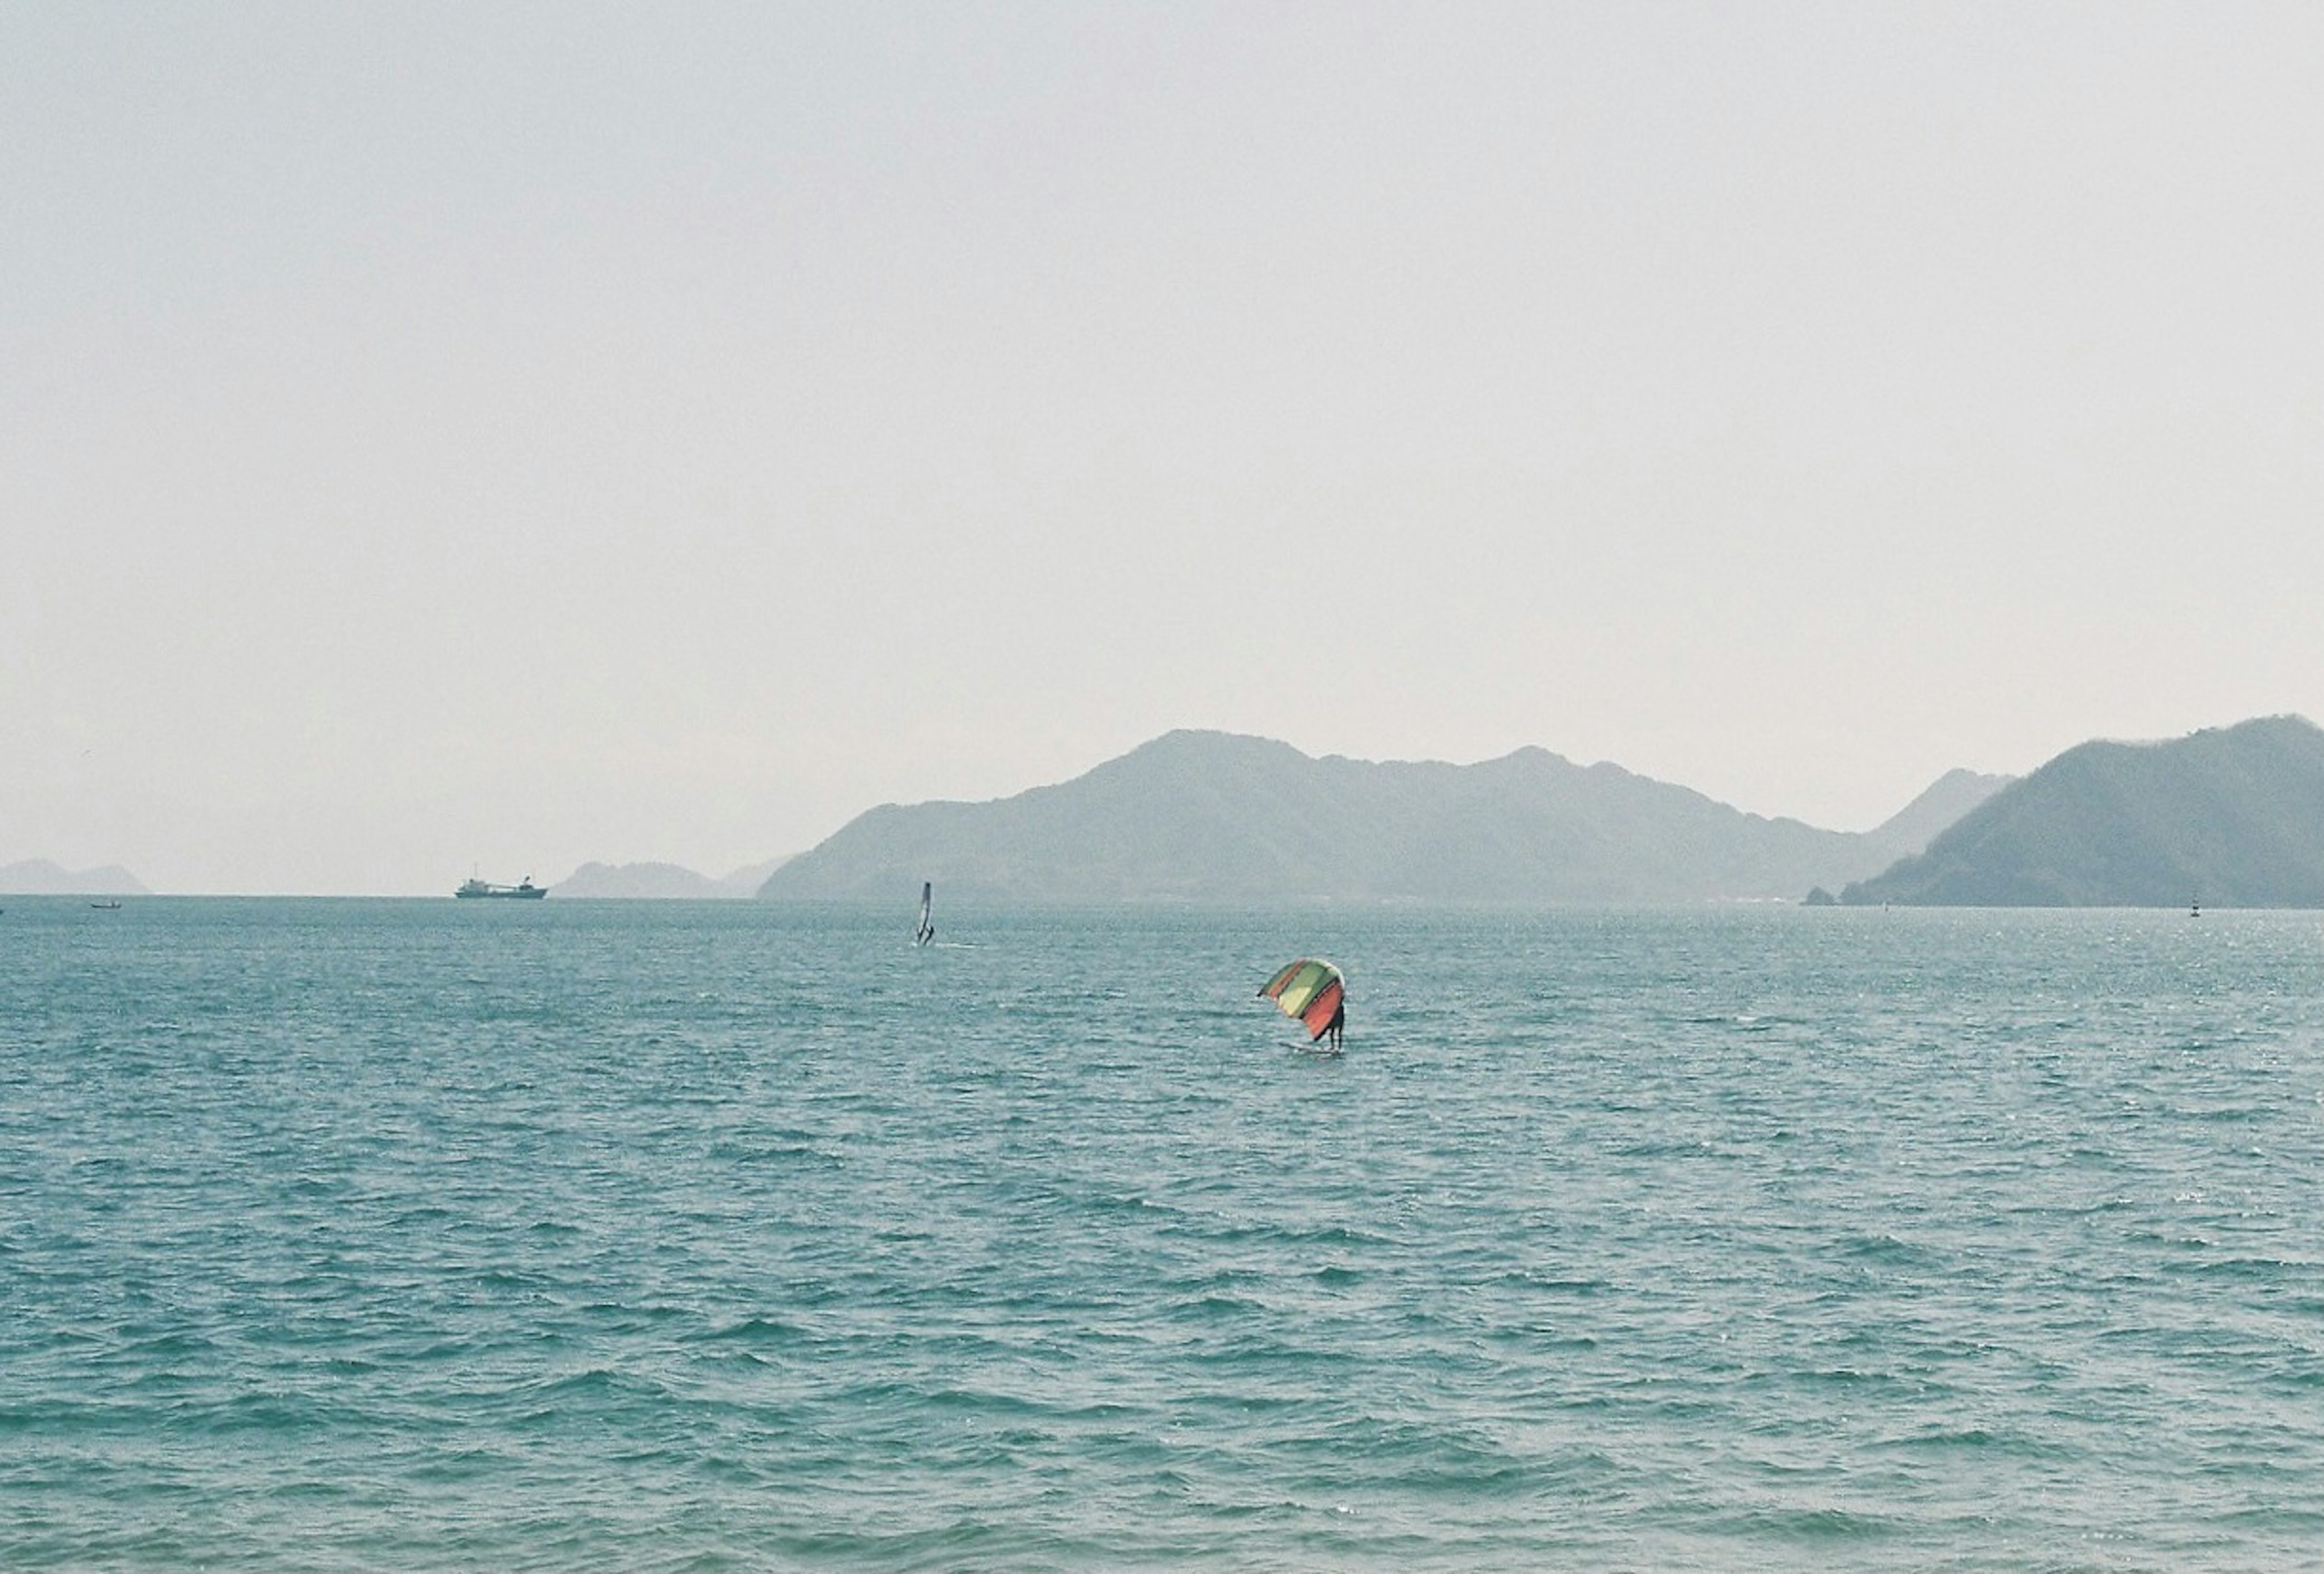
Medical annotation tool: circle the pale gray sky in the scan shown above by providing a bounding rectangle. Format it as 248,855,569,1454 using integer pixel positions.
8,3,2323,894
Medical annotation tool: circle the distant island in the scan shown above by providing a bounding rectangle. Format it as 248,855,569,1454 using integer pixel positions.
553,858,791,899
1841,715,2324,907
0,859,149,896
758,730,2008,907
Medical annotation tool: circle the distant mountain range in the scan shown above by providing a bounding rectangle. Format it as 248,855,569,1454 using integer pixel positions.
0,859,149,896
553,858,790,899
758,730,2010,906
19,716,2306,907
1841,715,2324,907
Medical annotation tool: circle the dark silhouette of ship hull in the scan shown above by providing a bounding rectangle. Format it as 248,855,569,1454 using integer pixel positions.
455,876,546,899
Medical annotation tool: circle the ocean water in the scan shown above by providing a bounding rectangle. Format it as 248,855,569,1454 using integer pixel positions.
3,898,2320,1572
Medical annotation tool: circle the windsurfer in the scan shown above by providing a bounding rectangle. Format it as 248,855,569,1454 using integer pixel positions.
1259,957,1347,1049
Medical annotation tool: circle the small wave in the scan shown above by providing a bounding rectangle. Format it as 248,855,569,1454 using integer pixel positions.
1491,1271,1612,1296
1705,1504,1902,1543
1877,1423,2074,1459
1834,1231,1938,1267
700,1314,810,1347
1170,1292,1264,1321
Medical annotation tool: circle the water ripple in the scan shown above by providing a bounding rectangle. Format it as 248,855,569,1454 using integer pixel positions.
1,899,2319,1570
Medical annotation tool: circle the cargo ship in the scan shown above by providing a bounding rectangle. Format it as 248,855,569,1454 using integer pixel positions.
455,875,546,899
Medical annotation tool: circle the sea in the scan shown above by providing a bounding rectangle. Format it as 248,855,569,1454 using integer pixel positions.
3,897,2319,1572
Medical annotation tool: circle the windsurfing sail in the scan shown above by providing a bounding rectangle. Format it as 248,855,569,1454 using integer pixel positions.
1259,957,1344,1041
914,882,935,946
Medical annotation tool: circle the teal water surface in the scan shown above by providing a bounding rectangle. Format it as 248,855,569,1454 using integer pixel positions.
4,899,2320,1570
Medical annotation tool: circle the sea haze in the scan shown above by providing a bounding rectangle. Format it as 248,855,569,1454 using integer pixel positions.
4,899,2319,1571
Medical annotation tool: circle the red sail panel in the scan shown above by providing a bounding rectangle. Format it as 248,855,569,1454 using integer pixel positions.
1299,979,1343,1040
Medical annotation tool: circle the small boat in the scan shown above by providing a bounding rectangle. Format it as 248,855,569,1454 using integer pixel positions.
455,875,546,899
913,881,935,945
89,900,123,910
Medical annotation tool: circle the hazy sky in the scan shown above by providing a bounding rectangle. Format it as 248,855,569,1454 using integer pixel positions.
9,3,2323,894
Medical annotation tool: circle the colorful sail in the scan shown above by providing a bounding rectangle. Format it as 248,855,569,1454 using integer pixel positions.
1258,958,1344,1041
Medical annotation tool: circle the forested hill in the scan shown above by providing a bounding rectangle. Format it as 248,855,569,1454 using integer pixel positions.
1842,715,2324,907
757,730,1988,906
